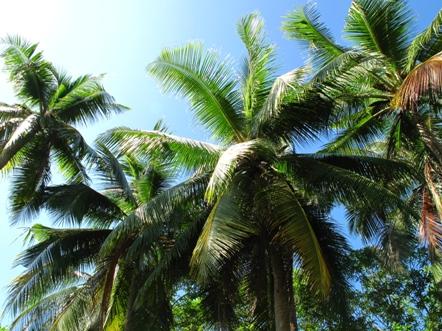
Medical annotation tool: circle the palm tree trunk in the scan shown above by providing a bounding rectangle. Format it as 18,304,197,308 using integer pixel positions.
124,269,138,331
99,259,118,330
270,246,297,331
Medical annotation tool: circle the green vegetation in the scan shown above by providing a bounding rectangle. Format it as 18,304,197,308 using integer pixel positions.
0,0,441,330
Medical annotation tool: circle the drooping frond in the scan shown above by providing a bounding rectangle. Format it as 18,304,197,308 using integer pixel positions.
100,174,209,257
99,127,221,173
94,142,137,207
0,114,39,170
237,12,276,121
40,184,125,227
205,139,276,203
421,189,442,251
191,192,254,282
257,180,331,293
147,42,244,142
283,3,344,67
279,154,418,225
51,74,127,126
6,225,110,322
394,52,442,111
9,136,51,222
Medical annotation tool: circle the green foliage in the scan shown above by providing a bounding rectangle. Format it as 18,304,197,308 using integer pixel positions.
294,248,442,331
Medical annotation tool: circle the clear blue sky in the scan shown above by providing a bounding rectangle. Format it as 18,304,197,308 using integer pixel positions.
0,0,440,320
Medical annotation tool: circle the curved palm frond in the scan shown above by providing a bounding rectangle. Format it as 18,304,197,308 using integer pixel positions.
51,74,127,126
253,67,307,136
0,114,39,170
147,42,244,142
205,139,275,203
344,0,412,69
238,12,276,121
394,52,442,111
283,3,345,67
98,127,221,173
41,183,125,227
191,191,254,282
1,35,55,109
406,10,442,72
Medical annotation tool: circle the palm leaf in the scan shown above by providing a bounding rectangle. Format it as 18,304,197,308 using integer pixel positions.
283,3,345,67
1,35,55,109
205,139,275,203
52,74,126,126
147,42,244,142
394,51,442,111
406,10,442,72
99,127,221,173
238,12,276,121
344,0,412,69
0,114,39,169
191,192,254,282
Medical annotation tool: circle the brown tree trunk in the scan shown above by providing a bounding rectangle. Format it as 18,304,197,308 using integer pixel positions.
270,246,297,331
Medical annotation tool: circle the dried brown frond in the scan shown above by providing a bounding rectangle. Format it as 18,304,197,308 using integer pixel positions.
394,52,442,110
421,162,442,251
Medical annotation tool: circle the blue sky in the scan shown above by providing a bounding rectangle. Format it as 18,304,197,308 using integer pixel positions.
0,0,440,321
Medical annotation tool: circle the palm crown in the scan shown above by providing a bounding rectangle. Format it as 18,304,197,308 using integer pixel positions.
283,0,442,251
0,36,125,219
101,12,415,330
5,134,204,330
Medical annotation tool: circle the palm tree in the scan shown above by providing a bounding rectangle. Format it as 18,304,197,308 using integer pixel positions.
283,0,442,253
5,133,208,331
102,13,414,330
0,36,125,219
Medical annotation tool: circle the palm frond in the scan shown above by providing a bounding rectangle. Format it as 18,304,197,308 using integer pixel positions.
94,142,137,207
406,10,442,72
9,136,51,222
6,226,110,322
100,174,209,258
394,52,442,111
344,0,412,69
205,139,275,203
1,35,55,109
0,114,39,170
99,127,221,173
191,192,254,282
238,12,276,121
283,3,345,67
253,67,307,135
52,74,127,126
40,184,125,227
258,180,332,293
147,42,244,142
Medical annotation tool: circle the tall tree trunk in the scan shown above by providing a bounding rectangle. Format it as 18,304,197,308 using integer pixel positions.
286,259,298,331
270,246,297,331
98,259,118,330
124,268,139,331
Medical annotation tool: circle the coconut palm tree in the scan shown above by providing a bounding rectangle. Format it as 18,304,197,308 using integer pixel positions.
5,132,209,331
102,13,414,330
0,36,125,219
283,0,442,253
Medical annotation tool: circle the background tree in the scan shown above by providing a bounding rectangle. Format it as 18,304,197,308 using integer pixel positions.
0,36,125,220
